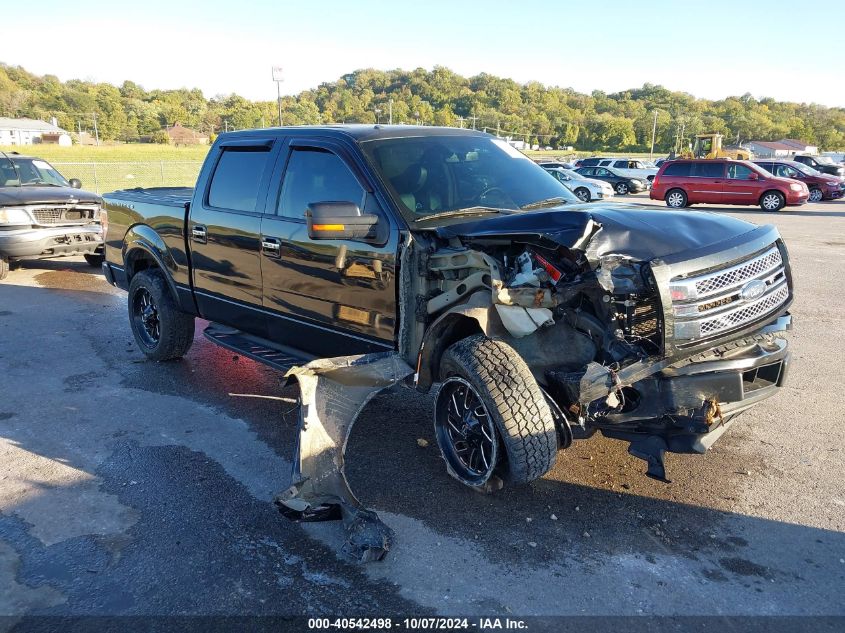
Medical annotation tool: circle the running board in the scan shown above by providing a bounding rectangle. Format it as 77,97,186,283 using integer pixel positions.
203,325,313,373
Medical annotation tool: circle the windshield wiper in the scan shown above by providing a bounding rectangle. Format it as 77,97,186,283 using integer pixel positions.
413,207,510,223
519,197,569,211
22,182,60,187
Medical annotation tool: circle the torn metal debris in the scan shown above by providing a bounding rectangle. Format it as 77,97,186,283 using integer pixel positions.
274,353,413,563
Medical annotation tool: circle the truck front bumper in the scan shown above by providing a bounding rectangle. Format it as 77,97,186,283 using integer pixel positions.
588,315,791,479
0,225,103,259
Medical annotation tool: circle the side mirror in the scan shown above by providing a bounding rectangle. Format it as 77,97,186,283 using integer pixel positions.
305,202,379,241
68,178,82,189
747,172,759,181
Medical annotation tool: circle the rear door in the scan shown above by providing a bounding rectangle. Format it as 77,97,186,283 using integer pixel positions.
687,161,726,203
189,138,279,335
259,137,399,357
723,162,761,205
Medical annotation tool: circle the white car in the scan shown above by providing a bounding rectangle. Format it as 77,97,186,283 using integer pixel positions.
543,167,615,202
593,158,658,182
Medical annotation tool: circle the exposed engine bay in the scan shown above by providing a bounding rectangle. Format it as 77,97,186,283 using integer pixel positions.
400,211,792,483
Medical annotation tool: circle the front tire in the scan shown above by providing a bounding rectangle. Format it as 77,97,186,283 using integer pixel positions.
574,187,591,202
615,181,629,195
760,191,785,212
435,335,557,490
808,188,823,203
0,256,8,281
128,269,195,361
665,188,688,208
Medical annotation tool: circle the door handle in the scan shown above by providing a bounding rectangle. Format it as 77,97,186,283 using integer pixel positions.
191,225,207,244
261,237,281,258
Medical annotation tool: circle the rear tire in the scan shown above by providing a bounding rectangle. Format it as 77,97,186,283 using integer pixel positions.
84,253,104,267
436,335,557,490
808,188,823,203
0,256,8,281
574,187,591,202
665,188,687,208
760,191,785,212
128,269,195,361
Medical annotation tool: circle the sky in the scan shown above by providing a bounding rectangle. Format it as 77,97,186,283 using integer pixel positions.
2,0,842,107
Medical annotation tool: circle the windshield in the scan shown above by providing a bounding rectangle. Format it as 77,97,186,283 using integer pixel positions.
791,163,820,177
561,169,582,180
0,157,69,187
814,156,834,165
361,135,578,220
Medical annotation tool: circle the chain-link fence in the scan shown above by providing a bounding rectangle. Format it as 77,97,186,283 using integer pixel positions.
52,161,204,194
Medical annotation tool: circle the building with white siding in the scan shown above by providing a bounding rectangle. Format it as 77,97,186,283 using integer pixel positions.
0,117,72,146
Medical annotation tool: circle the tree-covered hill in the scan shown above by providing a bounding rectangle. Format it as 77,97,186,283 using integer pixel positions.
1,63,843,151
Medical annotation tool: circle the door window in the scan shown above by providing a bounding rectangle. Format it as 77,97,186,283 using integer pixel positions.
774,165,799,178
663,162,691,176
727,164,755,180
595,168,611,176
207,147,272,212
277,148,365,219
692,162,725,178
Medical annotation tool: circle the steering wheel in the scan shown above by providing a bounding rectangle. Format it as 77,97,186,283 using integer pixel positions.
476,186,508,206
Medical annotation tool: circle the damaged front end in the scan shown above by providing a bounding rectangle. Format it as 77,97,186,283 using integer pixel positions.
411,208,793,483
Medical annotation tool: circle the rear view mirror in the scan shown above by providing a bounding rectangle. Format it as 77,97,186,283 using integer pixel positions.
306,202,380,241
68,178,82,189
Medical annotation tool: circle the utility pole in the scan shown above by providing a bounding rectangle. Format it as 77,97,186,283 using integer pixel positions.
496,119,500,138
457,116,464,128
91,112,100,146
468,115,478,130
272,66,284,126
388,98,393,125
649,110,658,160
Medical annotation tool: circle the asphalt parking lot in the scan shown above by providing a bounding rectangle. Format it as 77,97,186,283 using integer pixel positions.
1,195,844,622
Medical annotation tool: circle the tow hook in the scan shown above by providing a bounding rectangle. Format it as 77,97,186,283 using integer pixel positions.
628,436,671,483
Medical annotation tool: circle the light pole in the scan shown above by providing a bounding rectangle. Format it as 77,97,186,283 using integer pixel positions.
649,110,659,161
375,108,382,124
272,66,284,126
388,99,393,125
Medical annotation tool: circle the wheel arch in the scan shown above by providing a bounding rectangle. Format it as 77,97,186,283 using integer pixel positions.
122,224,180,302
416,311,487,393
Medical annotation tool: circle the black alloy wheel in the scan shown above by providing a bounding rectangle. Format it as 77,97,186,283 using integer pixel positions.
435,377,498,486
132,287,161,349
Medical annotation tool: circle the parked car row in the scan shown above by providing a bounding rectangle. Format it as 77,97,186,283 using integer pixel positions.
541,166,615,201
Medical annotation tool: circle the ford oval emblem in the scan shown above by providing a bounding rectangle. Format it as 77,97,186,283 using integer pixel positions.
740,279,767,301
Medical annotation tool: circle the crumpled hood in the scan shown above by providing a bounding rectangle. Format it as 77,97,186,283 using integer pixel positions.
432,204,760,261
0,186,101,206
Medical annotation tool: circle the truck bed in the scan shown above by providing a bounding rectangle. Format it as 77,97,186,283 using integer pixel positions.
104,187,194,208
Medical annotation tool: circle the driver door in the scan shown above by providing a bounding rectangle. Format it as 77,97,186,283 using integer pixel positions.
259,139,399,357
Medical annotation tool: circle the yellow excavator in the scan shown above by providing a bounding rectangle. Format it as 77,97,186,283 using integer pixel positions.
680,133,752,160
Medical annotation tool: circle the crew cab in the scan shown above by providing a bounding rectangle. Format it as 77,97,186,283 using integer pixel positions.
102,126,793,490
0,152,103,279
651,159,809,211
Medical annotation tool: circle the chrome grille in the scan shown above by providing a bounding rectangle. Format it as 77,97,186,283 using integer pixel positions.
30,206,96,225
698,284,789,336
671,243,790,341
32,208,64,224
694,248,782,298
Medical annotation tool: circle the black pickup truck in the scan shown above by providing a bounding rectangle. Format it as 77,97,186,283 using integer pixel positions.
102,126,793,491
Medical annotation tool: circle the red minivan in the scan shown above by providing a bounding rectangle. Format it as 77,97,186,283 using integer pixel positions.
650,159,809,211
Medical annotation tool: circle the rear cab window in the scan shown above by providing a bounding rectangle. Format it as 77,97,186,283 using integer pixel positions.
207,146,273,212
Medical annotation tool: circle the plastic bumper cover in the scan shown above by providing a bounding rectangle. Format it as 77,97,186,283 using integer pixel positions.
0,225,102,258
